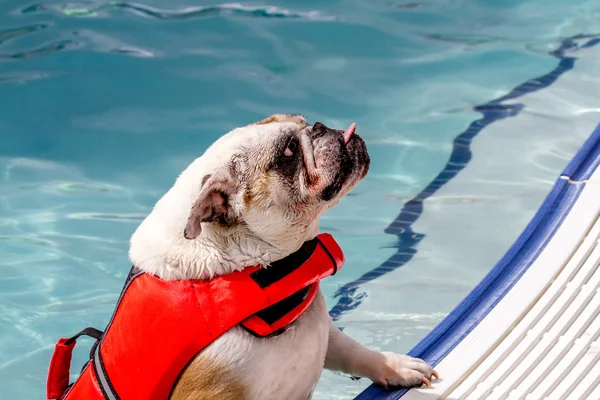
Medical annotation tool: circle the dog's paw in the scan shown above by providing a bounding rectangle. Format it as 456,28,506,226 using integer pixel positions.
370,352,439,390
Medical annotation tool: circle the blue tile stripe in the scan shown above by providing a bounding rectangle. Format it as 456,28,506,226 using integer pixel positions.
328,33,600,400
329,33,600,323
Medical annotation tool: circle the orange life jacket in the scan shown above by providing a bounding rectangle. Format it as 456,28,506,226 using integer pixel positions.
46,233,344,400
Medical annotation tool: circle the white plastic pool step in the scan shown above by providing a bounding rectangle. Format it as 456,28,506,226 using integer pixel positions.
395,127,600,400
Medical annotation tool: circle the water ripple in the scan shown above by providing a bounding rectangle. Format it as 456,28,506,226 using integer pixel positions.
0,71,49,83
113,2,334,21
66,212,145,222
110,46,154,57
53,182,121,194
73,28,156,58
18,1,338,21
421,32,504,47
0,23,49,44
0,39,79,61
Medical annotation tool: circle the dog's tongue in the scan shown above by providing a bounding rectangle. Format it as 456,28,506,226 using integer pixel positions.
343,122,356,145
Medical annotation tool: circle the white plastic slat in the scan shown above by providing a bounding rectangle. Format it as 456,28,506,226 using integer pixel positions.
401,177,600,400
549,339,600,399
488,283,600,400
482,248,600,400
579,382,600,400
451,215,600,399
564,353,600,400
520,291,600,399
531,336,600,399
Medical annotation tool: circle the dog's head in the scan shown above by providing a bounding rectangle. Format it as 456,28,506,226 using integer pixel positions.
130,114,369,279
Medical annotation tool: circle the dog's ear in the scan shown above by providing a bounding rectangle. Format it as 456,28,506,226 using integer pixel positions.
184,169,238,240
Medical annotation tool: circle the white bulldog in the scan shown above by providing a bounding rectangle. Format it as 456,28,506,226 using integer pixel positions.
129,114,437,400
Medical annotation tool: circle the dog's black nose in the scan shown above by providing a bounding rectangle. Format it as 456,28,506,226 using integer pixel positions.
312,122,327,131
311,122,330,139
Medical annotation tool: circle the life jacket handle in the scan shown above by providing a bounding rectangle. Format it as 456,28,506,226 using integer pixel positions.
46,327,103,400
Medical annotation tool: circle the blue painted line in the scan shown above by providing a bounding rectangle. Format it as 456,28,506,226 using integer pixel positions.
347,34,600,400
329,33,600,323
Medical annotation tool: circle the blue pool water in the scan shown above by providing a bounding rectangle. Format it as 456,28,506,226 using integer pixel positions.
1,1,600,399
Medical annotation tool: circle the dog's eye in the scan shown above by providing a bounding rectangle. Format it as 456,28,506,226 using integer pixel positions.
284,139,298,157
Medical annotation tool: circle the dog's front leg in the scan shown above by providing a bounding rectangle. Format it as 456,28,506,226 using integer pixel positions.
324,321,438,389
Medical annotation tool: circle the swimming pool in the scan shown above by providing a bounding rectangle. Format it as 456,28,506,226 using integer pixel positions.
1,0,600,399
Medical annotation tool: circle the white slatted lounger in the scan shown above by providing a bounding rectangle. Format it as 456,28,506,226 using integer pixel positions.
356,121,600,400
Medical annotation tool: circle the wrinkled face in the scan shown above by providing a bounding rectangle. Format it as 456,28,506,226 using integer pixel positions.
245,115,370,211
183,114,370,249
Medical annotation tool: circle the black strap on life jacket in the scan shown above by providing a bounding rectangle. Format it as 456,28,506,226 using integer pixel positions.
242,236,337,337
